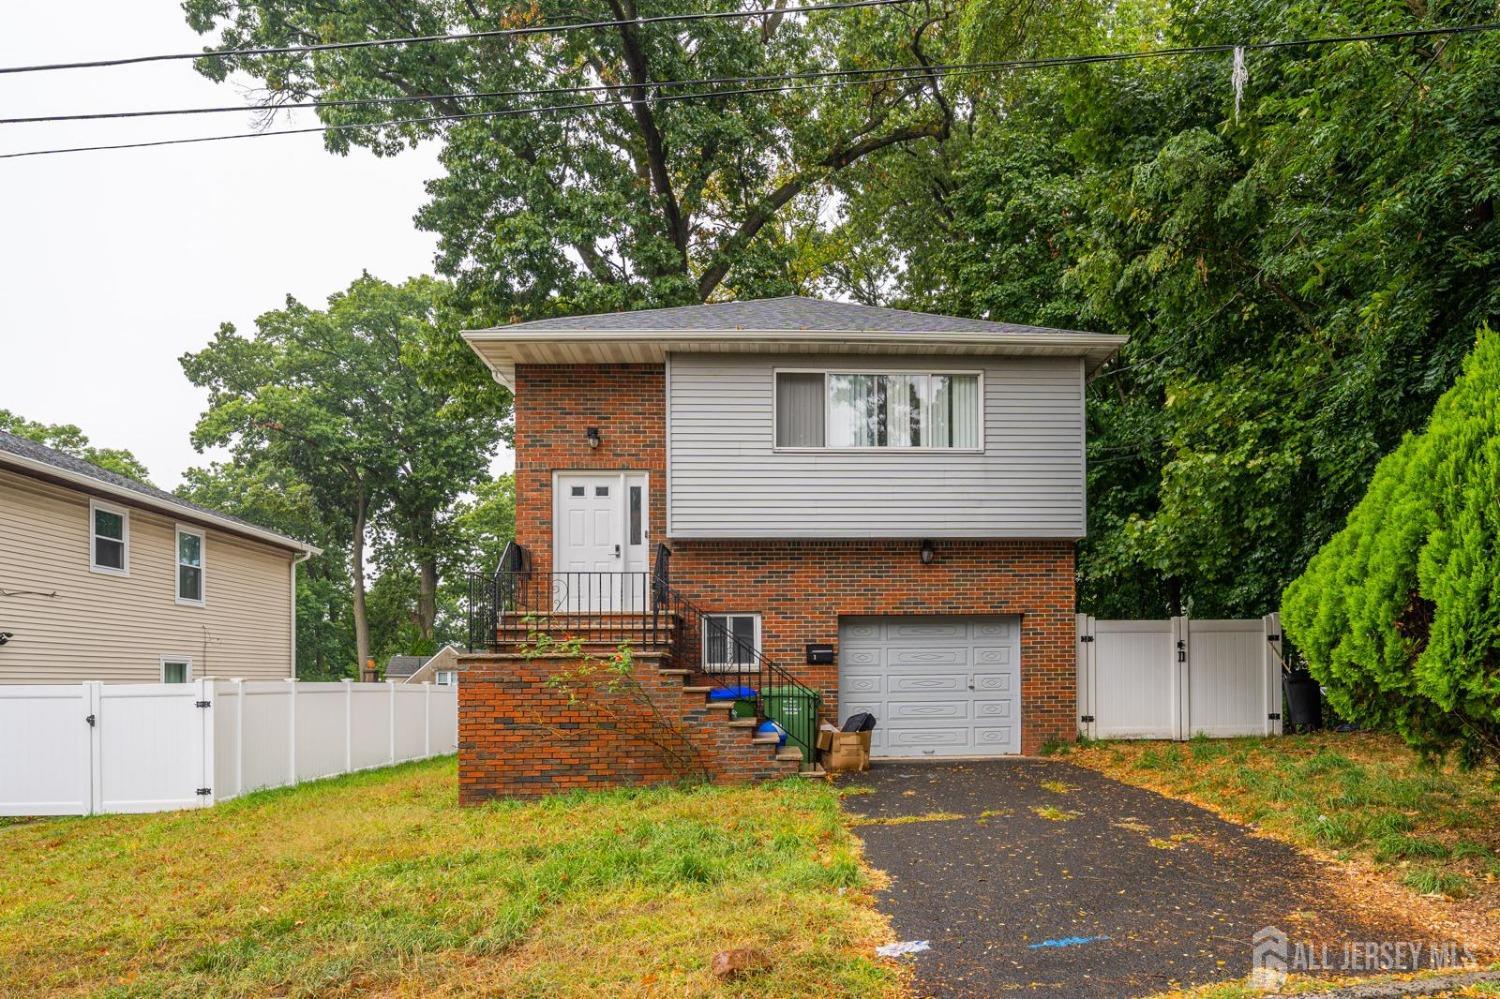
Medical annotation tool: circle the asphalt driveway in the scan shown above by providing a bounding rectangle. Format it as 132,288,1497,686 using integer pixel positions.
844,759,1432,998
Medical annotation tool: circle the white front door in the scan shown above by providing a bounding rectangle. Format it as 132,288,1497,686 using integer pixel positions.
553,472,650,610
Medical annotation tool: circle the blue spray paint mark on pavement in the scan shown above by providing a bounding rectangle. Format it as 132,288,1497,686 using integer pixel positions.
1028,935,1111,950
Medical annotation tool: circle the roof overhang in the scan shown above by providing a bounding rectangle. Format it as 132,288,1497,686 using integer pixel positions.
0,450,321,556
462,327,1130,388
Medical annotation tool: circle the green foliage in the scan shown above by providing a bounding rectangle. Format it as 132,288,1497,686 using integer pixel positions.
1283,330,1500,763
178,0,1015,313
181,274,509,673
0,409,152,482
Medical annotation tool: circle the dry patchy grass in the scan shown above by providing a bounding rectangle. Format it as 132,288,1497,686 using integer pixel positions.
1060,732,1500,951
0,758,898,998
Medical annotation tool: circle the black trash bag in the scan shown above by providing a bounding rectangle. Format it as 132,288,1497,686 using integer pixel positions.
841,712,877,733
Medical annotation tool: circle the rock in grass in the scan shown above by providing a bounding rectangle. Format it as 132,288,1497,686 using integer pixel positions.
711,948,771,980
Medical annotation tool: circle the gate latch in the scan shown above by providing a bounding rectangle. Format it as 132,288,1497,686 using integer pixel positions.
85,713,96,727
1080,715,1096,723
1079,635,1095,643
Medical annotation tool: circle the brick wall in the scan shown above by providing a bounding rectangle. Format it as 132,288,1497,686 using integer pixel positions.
669,539,1077,755
513,363,667,578
458,650,798,801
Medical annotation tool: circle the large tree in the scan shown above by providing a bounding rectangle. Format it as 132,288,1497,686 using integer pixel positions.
181,274,509,672
838,0,1500,617
180,0,993,315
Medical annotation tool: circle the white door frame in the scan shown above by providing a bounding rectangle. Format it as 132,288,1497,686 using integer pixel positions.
552,471,650,610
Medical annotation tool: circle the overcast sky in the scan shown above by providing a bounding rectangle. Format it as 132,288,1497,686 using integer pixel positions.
0,2,512,489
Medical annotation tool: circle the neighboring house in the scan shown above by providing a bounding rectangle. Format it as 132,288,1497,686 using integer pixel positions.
386,646,460,686
0,431,318,684
458,296,1125,796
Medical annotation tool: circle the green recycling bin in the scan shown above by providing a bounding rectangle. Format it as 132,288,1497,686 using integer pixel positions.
731,698,757,720
762,684,821,763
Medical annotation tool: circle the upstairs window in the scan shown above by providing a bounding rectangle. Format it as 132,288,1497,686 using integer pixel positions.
775,370,981,449
176,527,205,605
90,500,129,574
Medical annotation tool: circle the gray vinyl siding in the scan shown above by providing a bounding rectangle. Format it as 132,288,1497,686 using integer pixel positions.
666,352,1087,538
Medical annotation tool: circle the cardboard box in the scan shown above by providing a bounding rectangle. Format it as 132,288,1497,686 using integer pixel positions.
822,731,870,772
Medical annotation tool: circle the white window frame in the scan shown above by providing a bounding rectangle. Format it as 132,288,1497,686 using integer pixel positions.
435,670,458,686
175,524,206,606
89,498,130,576
701,613,762,673
159,655,193,683
771,366,985,452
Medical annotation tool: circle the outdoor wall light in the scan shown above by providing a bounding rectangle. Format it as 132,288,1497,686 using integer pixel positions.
919,539,936,565
585,427,601,449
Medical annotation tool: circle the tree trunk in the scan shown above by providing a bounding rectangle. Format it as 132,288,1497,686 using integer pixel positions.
418,554,438,645
351,486,372,677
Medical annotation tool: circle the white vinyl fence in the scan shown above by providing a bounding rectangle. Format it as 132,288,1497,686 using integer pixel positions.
1076,613,1284,740
0,679,458,817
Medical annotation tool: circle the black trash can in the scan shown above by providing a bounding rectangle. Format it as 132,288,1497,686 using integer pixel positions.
1285,669,1322,731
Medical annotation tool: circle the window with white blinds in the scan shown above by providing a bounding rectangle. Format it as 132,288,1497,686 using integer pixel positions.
774,370,981,449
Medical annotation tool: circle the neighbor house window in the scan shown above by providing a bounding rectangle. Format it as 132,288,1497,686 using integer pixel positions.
176,526,205,605
775,370,981,449
702,614,761,673
90,499,129,574
161,657,191,683
435,670,457,686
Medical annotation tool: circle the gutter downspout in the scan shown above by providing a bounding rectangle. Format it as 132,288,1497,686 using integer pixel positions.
290,551,312,678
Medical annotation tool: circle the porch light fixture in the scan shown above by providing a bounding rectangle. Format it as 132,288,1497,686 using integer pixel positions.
585,427,601,449
919,539,935,565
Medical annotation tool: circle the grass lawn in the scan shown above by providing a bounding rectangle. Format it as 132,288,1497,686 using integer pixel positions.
0,758,899,997
1054,732,1500,953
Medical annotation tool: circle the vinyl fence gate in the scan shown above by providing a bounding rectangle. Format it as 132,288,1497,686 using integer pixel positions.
1075,613,1284,740
0,678,459,817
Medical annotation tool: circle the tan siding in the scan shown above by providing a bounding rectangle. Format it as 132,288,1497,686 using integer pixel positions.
0,469,294,683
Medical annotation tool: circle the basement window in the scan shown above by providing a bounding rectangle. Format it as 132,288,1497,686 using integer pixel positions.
160,657,191,684
702,614,761,673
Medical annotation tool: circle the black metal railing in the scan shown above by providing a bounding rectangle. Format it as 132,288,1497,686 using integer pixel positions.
465,541,821,767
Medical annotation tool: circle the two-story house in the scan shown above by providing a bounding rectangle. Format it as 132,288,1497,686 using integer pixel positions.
0,431,318,684
458,297,1124,796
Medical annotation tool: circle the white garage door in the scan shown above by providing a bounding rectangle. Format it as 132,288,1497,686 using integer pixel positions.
838,615,1021,758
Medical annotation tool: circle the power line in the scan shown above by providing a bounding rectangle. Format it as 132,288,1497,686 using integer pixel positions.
3,21,1495,160
0,0,921,76
0,67,973,160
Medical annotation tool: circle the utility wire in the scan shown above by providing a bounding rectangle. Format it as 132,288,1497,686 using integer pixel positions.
3,21,1496,159
0,66,978,160
0,0,921,76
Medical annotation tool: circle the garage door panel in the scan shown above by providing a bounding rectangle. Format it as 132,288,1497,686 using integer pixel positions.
888,622,968,640
974,700,1012,719
888,673,967,693
887,727,970,748
974,726,1015,747
887,647,969,667
839,615,1021,758
887,700,970,720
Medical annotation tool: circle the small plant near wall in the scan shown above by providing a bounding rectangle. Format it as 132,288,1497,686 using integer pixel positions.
520,621,710,782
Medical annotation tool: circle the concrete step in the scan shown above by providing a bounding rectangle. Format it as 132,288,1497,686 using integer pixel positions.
681,685,712,694
727,718,759,729
658,668,692,677
775,749,805,763
751,735,781,745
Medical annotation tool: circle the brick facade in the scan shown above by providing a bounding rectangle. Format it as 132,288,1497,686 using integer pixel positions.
513,363,667,579
459,650,798,801
461,362,1080,799
668,538,1077,755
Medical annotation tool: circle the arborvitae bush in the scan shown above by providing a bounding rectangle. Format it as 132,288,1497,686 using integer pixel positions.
1283,329,1500,765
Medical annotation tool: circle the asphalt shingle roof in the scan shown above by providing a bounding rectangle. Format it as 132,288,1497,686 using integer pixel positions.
490,295,1095,337
0,429,312,551
384,655,428,678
